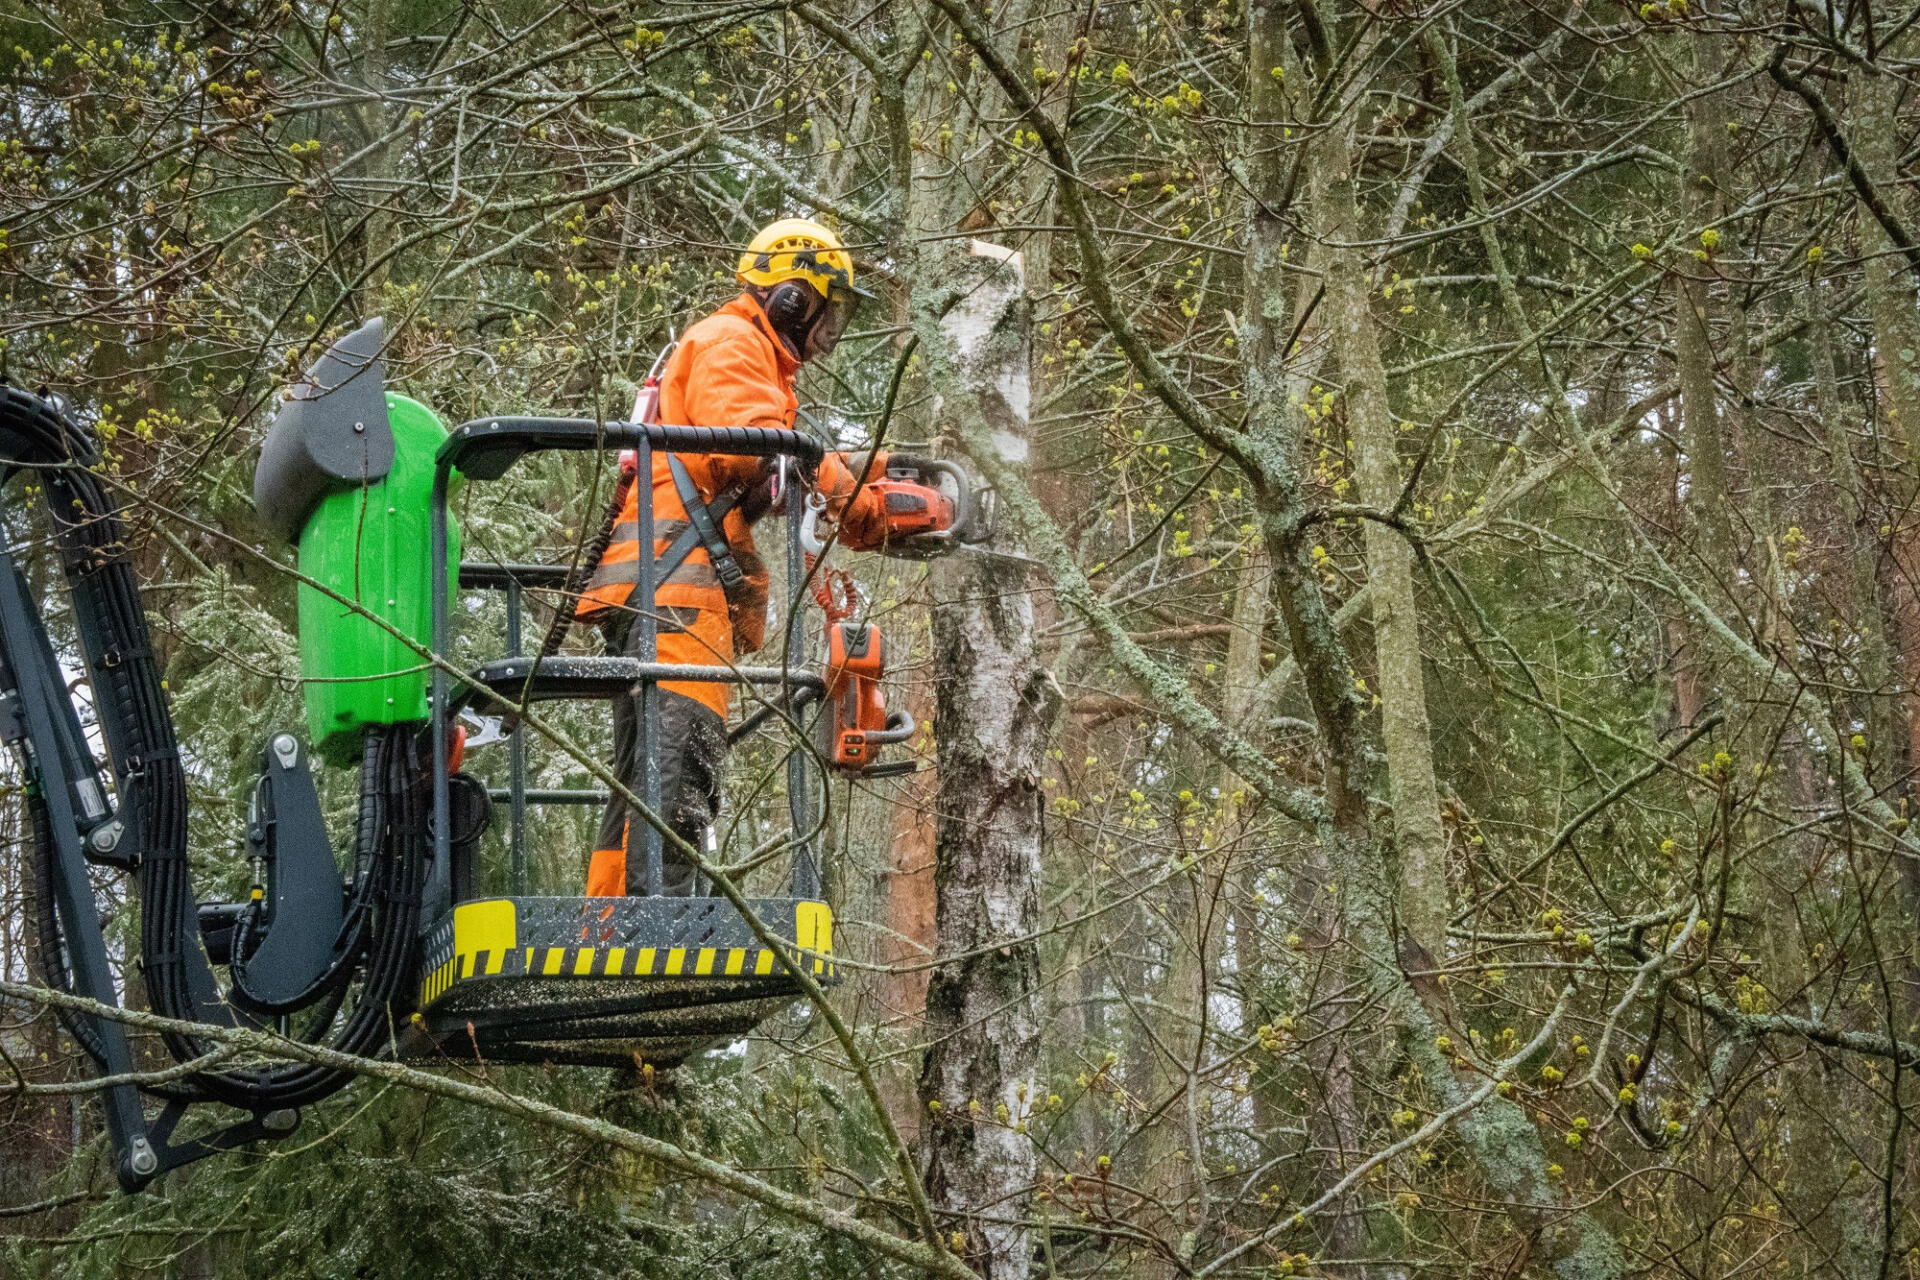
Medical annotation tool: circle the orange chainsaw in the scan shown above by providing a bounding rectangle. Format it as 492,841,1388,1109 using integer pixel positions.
801,453,979,560
803,453,984,776
819,620,917,776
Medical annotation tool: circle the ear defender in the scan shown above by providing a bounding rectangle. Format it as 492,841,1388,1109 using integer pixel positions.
764,281,822,357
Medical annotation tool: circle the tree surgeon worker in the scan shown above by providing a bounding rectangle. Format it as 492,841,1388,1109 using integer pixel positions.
576,217,887,897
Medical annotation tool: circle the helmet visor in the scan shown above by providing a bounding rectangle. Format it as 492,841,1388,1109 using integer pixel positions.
806,286,864,360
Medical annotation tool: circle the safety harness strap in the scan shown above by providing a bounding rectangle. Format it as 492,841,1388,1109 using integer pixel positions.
653,484,745,584
666,454,747,590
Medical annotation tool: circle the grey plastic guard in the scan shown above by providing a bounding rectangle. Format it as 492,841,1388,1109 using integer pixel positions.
233,733,346,1010
253,317,396,543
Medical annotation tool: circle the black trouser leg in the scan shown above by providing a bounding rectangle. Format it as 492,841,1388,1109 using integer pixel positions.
648,689,726,894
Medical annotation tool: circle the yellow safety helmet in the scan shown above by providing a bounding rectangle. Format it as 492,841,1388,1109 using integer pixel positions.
736,217,871,300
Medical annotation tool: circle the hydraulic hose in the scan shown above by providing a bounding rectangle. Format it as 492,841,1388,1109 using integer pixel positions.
1,384,431,1110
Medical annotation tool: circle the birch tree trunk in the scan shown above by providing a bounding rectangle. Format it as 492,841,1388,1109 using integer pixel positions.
915,243,1058,1280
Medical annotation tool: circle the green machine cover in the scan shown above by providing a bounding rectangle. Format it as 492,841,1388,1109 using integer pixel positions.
297,392,460,765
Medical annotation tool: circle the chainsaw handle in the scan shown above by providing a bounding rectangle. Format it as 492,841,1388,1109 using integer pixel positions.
877,454,976,554
920,458,974,544
865,706,916,746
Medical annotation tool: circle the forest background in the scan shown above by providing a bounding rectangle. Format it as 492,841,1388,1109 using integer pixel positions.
4,0,1920,1276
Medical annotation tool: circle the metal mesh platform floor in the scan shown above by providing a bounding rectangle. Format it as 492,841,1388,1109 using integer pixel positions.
400,895,834,1067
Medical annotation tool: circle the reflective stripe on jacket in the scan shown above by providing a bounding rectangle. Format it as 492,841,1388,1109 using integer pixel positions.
580,295,799,713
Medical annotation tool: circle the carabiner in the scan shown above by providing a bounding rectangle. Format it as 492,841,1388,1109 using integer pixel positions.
799,490,829,555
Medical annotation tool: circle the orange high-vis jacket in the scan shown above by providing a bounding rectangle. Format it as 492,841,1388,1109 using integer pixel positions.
579,294,799,717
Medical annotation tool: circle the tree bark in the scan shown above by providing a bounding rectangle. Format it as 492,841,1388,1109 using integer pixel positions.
1308,18,1450,969
1856,59,1920,460
876,676,939,1031
1811,270,1897,772
1667,34,1738,746
1853,54,1920,803
353,0,395,314
1251,9,1376,1263
1673,50,1738,592
916,243,1058,1280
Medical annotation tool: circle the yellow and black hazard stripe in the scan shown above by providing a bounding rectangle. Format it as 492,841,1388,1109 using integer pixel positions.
421,943,835,1008
418,899,835,1009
